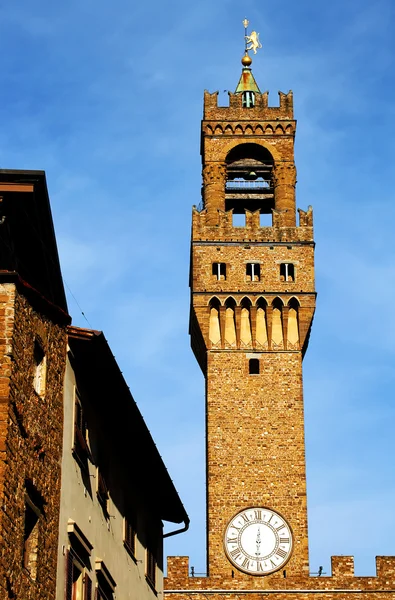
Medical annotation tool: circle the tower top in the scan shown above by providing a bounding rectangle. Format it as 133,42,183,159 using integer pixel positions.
241,18,262,67
235,19,262,96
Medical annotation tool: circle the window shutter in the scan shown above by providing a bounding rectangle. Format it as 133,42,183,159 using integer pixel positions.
84,573,92,600
65,550,74,600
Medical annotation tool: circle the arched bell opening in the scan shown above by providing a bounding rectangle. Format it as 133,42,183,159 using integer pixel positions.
225,143,274,222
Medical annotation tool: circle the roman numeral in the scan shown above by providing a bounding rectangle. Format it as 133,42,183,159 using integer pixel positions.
270,559,277,568
240,513,250,524
230,548,241,559
279,537,290,544
242,558,250,569
254,509,262,520
256,561,264,571
276,524,285,531
276,548,287,559
227,538,238,545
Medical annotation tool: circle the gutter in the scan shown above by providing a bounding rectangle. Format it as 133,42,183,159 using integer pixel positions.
163,517,190,539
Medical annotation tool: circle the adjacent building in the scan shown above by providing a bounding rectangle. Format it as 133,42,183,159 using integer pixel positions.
0,169,188,600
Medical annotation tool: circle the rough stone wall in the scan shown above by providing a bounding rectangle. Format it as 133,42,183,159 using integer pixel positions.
206,351,308,577
0,283,67,599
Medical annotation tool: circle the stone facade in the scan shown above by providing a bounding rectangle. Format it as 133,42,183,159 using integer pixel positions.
0,281,68,599
165,65,395,598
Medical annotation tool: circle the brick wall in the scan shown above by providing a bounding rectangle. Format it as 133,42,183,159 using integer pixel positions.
0,283,67,599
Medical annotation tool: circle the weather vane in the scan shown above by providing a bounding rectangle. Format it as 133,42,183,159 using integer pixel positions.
243,18,262,56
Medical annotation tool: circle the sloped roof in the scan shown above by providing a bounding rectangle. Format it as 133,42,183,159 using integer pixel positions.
68,325,189,526
0,169,68,314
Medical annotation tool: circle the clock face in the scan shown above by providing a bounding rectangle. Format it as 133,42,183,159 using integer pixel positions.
224,507,293,575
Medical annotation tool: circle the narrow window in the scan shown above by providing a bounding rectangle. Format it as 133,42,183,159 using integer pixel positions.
146,546,156,588
249,359,260,375
73,392,90,465
23,499,40,580
97,470,109,518
246,263,261,282
33,341,46,396
242,91,255,108
212,263,226,281
124,516,137,557
280,263,295,282
65,550,92,600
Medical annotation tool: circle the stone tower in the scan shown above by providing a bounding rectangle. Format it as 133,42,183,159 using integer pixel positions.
189,49,315,581
165,29,395,599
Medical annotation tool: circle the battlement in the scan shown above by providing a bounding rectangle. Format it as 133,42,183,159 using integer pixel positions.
192,206,313,243
166,555,395,593
203,90,294,121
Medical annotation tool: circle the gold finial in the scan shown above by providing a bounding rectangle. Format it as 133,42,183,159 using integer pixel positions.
242,18,262,67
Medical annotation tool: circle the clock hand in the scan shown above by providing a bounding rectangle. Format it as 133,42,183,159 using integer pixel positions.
255,527,261,556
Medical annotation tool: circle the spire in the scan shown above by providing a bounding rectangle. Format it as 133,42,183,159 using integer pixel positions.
235,19,262,100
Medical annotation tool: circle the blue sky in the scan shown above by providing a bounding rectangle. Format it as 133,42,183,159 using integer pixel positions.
2,0,395,577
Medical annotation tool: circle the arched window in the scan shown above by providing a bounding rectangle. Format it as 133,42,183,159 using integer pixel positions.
225,144,274,220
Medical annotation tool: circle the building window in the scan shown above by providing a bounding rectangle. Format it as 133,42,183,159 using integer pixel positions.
212,262,226,281
146,546,156,589
73,392,90,465
280,263,295,282
246,263,260,282
23,497,40,580
124,516,137,558
65,550,92,600
97,470,109,518
249,358,260,375
33,340,46,396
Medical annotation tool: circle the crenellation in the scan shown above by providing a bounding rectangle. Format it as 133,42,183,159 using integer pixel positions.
331,556,355,578
192,207,314,242
204,90,294,120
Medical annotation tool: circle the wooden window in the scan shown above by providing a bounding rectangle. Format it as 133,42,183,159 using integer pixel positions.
124,517,136,557
146,547,156,588
97,470,109,518
246,263,260,282
73,392,90,465
33,340,46,396
65,550,92,600
280,263,295,282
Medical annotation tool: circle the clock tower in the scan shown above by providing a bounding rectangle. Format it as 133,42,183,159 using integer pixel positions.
188,34,315,580
165,22,395,598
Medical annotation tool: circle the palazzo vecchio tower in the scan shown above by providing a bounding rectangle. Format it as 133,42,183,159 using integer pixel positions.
165,22,395,599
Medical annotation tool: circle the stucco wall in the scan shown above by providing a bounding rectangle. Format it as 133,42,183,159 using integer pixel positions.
56,354,163,600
